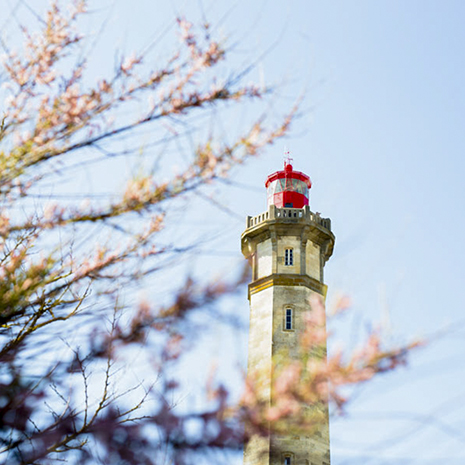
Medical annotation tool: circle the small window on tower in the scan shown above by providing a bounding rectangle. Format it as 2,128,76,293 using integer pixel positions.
284,248,293,266
285,308,293,331
284,457,291,465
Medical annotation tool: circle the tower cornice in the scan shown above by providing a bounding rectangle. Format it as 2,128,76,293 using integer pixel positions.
241,205,335,263
247,273,327,300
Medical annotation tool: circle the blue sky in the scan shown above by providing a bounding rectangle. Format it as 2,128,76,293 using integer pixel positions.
95,1,465,463
171,1,465,463
3,0,465,463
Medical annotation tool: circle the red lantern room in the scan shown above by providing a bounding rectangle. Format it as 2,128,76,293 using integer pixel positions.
265,158,312,209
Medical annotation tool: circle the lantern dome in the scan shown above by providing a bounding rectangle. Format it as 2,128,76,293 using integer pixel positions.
265,162,311,209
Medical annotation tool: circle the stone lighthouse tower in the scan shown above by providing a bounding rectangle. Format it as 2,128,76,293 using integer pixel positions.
241,158,335,465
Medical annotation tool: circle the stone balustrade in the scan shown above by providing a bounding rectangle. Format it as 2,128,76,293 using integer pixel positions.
246,205,331,231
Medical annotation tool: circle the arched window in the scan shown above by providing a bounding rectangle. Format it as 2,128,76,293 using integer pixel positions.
282,452,294,464
285,308,293,330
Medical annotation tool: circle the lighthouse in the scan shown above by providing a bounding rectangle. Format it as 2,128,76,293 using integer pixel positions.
241,158,335,465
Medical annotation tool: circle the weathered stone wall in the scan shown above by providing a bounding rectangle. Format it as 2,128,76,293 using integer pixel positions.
245,284,331,465
276,236,300,274
270,285,330,465
257,239,273,279
306,241,319,280
244,286,274,465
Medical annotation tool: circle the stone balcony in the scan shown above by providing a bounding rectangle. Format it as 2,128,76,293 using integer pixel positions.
245,205,331,232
